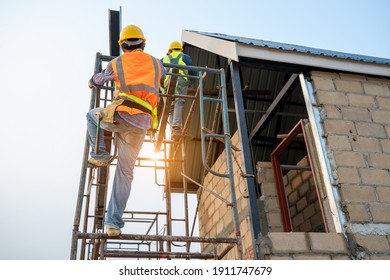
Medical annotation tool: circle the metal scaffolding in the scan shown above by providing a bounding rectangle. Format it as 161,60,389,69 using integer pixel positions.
69,52,243,260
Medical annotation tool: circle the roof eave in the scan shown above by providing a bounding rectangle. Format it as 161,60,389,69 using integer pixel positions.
237,43,390,77
182,30,390,77
182,30,239,61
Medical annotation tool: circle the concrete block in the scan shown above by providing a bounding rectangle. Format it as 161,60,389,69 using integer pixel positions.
355,122,387,138
308,232,348,254
347,93,376,108
376,187,390,203
310,212,325,230
268,212,283,228
332,255,351,260
333,151,366,167
334,79,363,93
302,203,316,220
339,185,376,203
296,197,308,213
268,255,291,260
360,168,390,186
299,220,313,232
380,139,390,153
354,234,390,253
312,77,335,91
266,196,281,211
294,254,332,260
363,82,390,97
261,182,278,196
346,204,370,222
370,255,390,260
268,232,309,253
376,97,390,109
371,110,390,124
341,107,371,122
292,213,304,228
327,135,352,150
323,119,356,135
370,205,390,223
351,136,381,153
339,73,366,82
337,167,361,184
322,105,343,119
291,174,303,190
316,90,348,105
370,153,390,169
311,71,339,79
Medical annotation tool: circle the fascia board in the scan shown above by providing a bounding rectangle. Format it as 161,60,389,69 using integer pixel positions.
182,30,239,61
238,43,390,77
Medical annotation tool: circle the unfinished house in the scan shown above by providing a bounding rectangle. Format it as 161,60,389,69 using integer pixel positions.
179,30,390,260
71,9,390,260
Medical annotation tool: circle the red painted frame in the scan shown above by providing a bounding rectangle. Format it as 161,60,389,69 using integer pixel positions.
270,119,328,232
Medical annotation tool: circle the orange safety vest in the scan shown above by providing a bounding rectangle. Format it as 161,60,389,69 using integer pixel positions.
112,51,162,128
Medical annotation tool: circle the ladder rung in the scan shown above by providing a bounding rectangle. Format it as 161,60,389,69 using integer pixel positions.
202,96,222,102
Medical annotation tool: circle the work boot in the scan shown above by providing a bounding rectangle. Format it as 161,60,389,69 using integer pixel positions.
171,127,192,141
88,157,110,167
106,227,121,237
171,127,182,141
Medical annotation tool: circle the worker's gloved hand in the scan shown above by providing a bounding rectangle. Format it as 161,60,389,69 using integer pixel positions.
147,129,158,139
113,89,120,99
88,79,94,89
95,111,103,120
88,78,100,89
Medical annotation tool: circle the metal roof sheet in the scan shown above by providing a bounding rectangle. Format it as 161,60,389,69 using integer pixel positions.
186,30,390,66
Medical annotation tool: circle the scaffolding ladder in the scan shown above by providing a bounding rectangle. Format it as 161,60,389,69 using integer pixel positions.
70,52,243,260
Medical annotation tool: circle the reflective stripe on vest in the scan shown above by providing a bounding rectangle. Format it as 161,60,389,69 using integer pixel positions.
116,55,160,95
113,52,162,129
163,51,188,80
118,93,159,129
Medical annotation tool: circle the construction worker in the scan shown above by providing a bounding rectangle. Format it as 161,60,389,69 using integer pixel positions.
87,24,164,237
162,41,195,140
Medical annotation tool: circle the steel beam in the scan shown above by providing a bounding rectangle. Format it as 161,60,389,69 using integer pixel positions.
249,73,298,141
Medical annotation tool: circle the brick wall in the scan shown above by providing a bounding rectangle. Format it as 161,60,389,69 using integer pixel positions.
256,161,351,259
198,132,254,260
311,71,390,259
284,156,325,232
257,162,282,232
257,232,350,260
197,71,390,260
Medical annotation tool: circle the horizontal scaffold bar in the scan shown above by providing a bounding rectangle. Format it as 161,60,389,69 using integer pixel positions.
76,232,238,244
104,250,215,259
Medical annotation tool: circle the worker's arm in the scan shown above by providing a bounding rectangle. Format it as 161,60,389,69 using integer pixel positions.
183,54,196,84
88,62,115,89
159,60,166,80
182,55,195,74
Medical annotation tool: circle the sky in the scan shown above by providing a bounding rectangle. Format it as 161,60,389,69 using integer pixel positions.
0,0,389,260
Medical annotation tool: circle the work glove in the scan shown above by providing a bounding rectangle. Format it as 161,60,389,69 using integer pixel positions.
88,79,94,89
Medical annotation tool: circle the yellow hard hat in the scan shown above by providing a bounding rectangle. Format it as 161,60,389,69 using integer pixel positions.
168,41,183,53
118,25,146,45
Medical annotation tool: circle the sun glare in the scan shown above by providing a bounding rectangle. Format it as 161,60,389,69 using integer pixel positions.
140,142,162,160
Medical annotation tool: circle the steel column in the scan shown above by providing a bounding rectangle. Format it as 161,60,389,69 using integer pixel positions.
229,61,262,244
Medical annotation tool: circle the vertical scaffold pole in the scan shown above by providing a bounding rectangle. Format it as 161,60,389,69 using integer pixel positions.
70,52,102,260
199,68,244,259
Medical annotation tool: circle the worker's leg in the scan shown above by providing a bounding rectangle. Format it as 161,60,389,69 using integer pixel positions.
86,108,111,160
105,115,146,229
170,77,188,128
